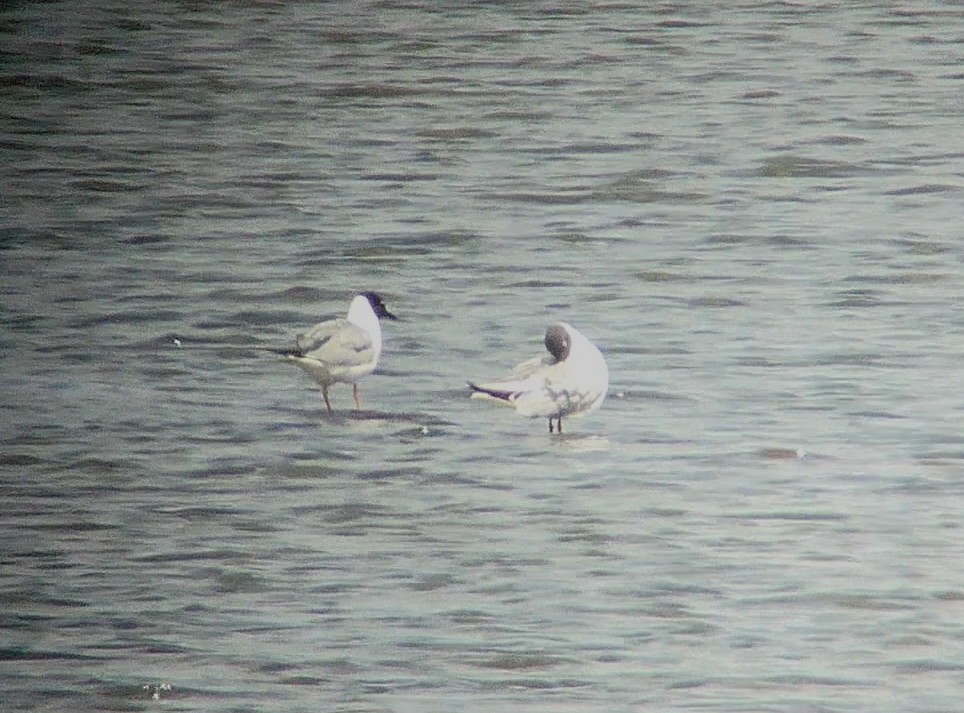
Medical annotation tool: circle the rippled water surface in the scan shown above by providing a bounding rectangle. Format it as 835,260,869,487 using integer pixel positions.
2,1,964,711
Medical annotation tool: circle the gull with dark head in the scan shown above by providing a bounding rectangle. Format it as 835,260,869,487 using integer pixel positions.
277,291,397,412
468,322,608,433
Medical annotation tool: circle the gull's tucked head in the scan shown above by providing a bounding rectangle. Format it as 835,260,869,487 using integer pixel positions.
544,323,572,362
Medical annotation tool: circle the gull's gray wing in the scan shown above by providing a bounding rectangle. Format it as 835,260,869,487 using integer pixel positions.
296,318,373,367
472,354,556,393
503,353,556,382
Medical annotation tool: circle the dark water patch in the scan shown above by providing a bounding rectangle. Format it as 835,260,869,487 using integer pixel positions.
854,67,917,82
619,34,684,54
843,272,945,285
149,331,276,352
877,476,956,495
491,189,593,205
758,155,864,178
0,452,45,467
0,647,99,662
655,17,710,29
765,674,864,687
417,126,498,140
1,590,84,610
27,520,121,533
642,601,694,620
916,450,964,467
827,289,884,308
361,171,439,182
895,659,964,673
887,633,933,648
800,592,917,611
668,677,710,689
162,506,251,521
296,502,392,524
213,569,269,594
113,292,184,307
558,529,614,545
444,608,494,625
192,311,305,329
410,573,457,592
737,89,781,100
479,677,590,691
756,447,806,461
193,461,259,478
767,233,813,248
810,134,868,146
304,410,451,427
334,230,482,260
741,592,910,611
483,109,554,122
131,549,253,564
138,364,194,379
2,73,90,92
357,466,425,481
64,310,185,329
307,583,357,597
886,183,960,196
686,296,746,308
257,660,303,674
634,270,697,283
232,518,283,534
560,141,632,154
848,409,905,420
812,351,889,367
0,227,76,251
67,177,143,193
935,591,964,601
471,651,567,671
725,511,847,522
654,582,724,597
505,278,572,289
320,82,428,100
704,232,752,246
736,357,784,368
892,237,949,255
420,472,485,489
592,170,708,203
138,641,196,655
280,675,329,686
830,594,915,611
545,229,594,244
278,461,348,480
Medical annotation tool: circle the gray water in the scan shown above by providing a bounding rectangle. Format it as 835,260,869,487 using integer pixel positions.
2,1,964,711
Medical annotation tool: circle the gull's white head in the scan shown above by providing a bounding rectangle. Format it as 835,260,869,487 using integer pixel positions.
346,292,398,361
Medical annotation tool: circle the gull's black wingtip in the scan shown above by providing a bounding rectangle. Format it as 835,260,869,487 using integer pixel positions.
467,382,514,402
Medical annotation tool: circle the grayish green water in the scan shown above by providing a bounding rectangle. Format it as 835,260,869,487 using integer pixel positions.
2,2,963,711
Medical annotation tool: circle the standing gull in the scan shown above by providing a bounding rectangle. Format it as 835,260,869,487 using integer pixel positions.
468,322,608,433
278,292,397,412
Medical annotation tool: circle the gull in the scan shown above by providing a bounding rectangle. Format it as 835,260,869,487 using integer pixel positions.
468,322,608,433
278,292,397,412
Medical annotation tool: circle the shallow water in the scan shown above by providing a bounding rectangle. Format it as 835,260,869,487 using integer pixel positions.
2,1,964,711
